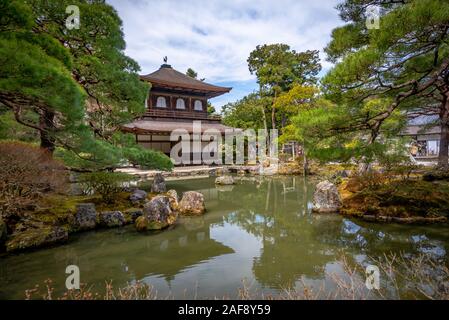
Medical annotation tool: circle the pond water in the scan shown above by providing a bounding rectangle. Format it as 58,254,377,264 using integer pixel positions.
0,176,448,299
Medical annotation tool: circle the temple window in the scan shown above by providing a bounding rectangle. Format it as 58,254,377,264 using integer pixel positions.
156,96,167,108
176,98,186,109
194,100,203,111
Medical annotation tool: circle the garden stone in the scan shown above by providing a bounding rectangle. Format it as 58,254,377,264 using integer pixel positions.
215,176,235,185
130,189,147,203
136,196,177,231
178,191,206,216
74,203,97,231
312,180,342,213
151,173,166,193
99,211,125,228
166,189,179,211
6,226,68,253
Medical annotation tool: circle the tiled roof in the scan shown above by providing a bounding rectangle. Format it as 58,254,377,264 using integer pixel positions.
140,64,232,98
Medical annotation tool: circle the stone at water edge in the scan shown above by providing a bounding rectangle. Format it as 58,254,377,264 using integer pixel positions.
151,172,166,193
73,203,97,231
166,189,179,211
6,226,68,253
98,211,126,228
129,189,147,203
312,180,342,213
135,216,149,232
215,176,235,185
178,191,206,216
136,195,178,232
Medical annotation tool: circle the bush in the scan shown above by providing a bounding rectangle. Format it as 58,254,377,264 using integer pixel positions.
0,141,68,220
79,172,137,203
123,146,173,171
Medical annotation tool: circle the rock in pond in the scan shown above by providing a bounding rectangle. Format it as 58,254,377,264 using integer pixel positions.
136,196,178,231
166,189,179,211
312,180,342,213
215,176,235,185
124,208,144,223
73,203,97,231
6,226,68,253
129,189,147,203
151,173,166,193
99,211,125,228
178,191,206,216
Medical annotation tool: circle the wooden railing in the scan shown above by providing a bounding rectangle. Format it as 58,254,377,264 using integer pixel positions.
144,109,221,121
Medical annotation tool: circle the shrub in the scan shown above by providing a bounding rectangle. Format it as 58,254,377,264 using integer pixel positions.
79,172,137,203
123,146,173,171
0,141,68,220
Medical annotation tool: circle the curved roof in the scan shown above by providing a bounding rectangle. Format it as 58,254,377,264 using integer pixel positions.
140,64,232,98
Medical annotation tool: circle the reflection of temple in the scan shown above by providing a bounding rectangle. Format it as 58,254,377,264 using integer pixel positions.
125,219,234,281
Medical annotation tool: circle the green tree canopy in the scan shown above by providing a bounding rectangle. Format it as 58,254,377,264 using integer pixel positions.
247,44,321,130
0,0,173,171
322,0,449,167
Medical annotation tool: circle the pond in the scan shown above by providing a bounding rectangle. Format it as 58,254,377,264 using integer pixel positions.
0,176,448,299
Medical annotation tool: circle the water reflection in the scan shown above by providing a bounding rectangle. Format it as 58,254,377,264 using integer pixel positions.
0,176,448,299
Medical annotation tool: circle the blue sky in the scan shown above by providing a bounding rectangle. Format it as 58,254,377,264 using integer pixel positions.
107,0,344,110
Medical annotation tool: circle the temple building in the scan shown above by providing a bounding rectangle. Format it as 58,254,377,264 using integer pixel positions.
123,63,233,164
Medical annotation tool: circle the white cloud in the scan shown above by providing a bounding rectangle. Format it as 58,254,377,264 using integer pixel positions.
107,0,343,105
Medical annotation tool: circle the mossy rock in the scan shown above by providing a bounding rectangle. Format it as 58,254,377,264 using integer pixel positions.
6,226,68,253
340,179,449,222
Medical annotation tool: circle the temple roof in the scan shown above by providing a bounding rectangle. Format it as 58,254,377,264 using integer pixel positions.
140,64,232,98
122,118,238,134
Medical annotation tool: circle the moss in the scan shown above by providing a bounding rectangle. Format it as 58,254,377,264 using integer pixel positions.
341,179,449,221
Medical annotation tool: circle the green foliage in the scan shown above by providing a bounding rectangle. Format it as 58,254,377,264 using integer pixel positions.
186,68,198,79
0,0,172,171
222,93,269,130
78,172,137,204
248,44,321,94
123,145,173,171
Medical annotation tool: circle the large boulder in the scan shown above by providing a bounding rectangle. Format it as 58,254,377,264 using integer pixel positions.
99,211,125,228
178,191,206,216
6,226,68,253
73,203,97,231
129,189,147,203
0,218,7,246
151,173,166,193
312,180,342,213
136,196,178,231
215,176,235,185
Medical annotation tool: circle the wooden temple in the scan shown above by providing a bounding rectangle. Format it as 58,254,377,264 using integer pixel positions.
122,63,233,162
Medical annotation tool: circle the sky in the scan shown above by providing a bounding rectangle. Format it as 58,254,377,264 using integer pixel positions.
107,0,344,110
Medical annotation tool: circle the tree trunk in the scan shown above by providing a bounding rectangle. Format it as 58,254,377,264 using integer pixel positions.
39,110,56,154
438,95,449,169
